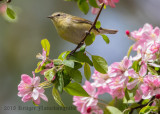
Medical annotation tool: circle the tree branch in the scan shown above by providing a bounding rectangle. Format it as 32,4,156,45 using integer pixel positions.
129,96,155,114
68,3,105,57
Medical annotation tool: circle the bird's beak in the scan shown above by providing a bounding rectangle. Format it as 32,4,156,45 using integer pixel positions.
47,15,54,19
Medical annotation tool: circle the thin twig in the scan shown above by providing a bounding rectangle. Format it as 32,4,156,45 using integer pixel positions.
68,3,105,57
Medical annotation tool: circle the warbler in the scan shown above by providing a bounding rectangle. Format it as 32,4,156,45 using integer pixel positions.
48,12,117,44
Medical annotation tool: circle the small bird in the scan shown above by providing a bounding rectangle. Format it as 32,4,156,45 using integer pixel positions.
48,12,117,44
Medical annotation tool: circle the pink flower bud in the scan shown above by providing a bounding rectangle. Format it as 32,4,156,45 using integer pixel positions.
87,107,92,113
155,94,160,99
125,30,130,36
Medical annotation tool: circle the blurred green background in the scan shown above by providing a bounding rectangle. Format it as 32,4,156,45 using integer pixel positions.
0,0,160,114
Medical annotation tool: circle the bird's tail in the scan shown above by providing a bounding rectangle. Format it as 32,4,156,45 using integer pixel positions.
99,28,118,34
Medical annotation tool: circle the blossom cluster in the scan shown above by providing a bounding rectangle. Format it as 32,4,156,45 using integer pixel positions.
18,72,48,105
91,0,119,14
73,23,160,113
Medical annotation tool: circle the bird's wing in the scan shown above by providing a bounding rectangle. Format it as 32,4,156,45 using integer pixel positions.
71,16,117,34
71,16,100,33
71,16,93,25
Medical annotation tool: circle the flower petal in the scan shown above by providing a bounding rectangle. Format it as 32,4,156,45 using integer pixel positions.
32,76,40,87
22,93,32,102
21,74,32,85
32,88,39,100
33,97,41,105
40,93,48,102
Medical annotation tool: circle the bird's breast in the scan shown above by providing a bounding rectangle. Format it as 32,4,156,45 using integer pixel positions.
54,19,92,44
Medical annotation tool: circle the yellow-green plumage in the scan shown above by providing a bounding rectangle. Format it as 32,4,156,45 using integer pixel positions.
48,12,117,44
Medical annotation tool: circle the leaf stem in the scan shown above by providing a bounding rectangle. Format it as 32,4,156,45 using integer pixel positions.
127,44,133,57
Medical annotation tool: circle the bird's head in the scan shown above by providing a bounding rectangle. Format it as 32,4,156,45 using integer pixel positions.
48,12,68,23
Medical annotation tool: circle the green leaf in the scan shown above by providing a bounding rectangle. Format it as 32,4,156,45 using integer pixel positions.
80,45,86,52
139,106,151,114
41,39,50,56
44,68,56,81
74,62,83,69
130,103,140,108
52,87,65,107
132,60,140,72
95,21,101,29
148,66,158,75
89,0,99,8
139,106,157,114
63,60,74,68
85,32,95,46
123,89,135,104
155,67,160,71
69,52,93,66
64,82,89,97
78,0,89,14
56,71,64,93
108,98,128,111
101,34,110,44
63,66,82,83
6,7,16,19
92,55,108,74
70,69,82,83
84,63,91,80
53,59,63,66
58,51,70,60
62,71,71,87
105,106,123,114
141,99,150,105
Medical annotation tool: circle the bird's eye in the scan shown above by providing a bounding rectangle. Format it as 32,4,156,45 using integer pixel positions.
56,14,61,16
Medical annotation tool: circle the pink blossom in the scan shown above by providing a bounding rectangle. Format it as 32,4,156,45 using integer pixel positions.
0,4,7,15
134,89,142,102
134,74,160,102
73,81,103,114
131,44,157,75
40,62,54,75
131,23,153,41
18,72,48,105
107,76,126,99
109,84,125,99
131,23,160,51
92,70,110,94
36,48,47,70
91,0,119,14
149,42,160,54
127,68,146,90
102,0,119,8
140,74,160,99
108,56,133,79
91,7,99,15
